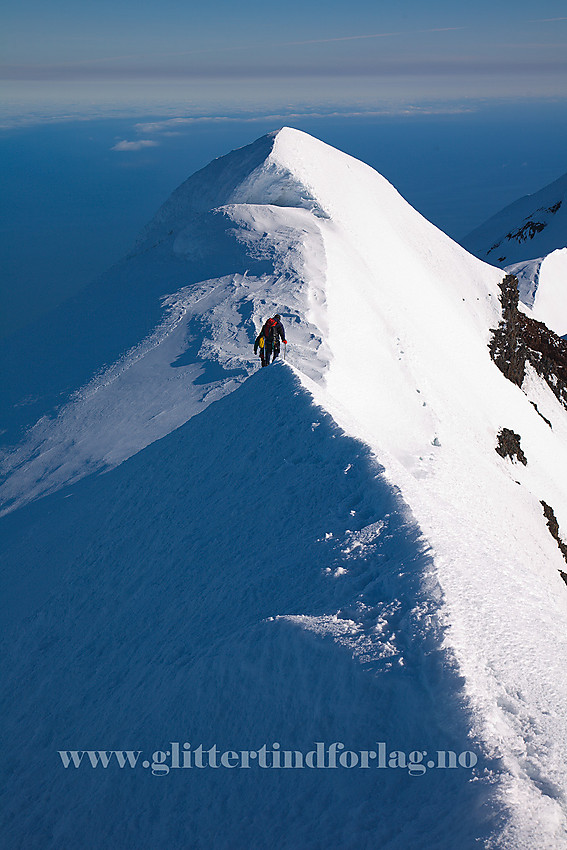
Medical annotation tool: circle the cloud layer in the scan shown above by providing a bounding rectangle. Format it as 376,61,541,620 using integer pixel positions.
111,139,159,151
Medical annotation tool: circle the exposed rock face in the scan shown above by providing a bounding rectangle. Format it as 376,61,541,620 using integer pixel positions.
490,277,567,586
541,501,567,582
489,275,528,387
488,200,563,260
495,428,527,465
464,179,565,265
490,274,567,410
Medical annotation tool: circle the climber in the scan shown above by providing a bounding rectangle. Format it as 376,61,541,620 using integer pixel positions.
254,314,287,367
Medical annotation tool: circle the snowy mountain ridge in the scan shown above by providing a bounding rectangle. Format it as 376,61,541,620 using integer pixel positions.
2,128,567,849
506,248,567,337
464,171,567,267
464,171,567,336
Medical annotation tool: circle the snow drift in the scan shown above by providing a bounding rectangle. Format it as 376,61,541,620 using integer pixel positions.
2,128,567,849
464,171,567,336
506,248,567,337
0,365,500,849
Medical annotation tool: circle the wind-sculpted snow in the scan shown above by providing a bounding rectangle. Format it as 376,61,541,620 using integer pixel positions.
0,257,323,514
2,128,567,848
229,158,330,218
0,134,330,514
506,248,567,337
0,366,502,849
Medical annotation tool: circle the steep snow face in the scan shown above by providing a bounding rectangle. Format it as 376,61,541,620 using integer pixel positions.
2,128,567,846
463,171,567,268
0,365,504,850
0,131,329,511
253,132,567,847
463,171,567,338
2,126,504,512
507,248,567,337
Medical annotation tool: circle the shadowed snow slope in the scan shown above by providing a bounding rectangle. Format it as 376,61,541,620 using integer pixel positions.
2,128,567,848
463,171,567,268
0,365,499,850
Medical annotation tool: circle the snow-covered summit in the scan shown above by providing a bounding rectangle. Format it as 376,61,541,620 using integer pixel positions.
2,128,567,848
0,126,503,509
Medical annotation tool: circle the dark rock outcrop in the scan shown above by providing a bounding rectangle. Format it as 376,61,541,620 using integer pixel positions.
489,274,567,410
541,501,567,583
495,428,527,465
506,220,546,244
485,200,562,260
530,401,552,428
489,275,527,386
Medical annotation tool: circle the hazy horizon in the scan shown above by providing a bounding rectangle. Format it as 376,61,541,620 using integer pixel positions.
2,0,566,339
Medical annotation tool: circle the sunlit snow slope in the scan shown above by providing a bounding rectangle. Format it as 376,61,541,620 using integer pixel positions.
464,171,567,336
2,128,567,849
506,248,567,337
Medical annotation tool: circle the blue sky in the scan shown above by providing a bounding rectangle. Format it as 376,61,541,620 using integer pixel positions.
2,0,566,85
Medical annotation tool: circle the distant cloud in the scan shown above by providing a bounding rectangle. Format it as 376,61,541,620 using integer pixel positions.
135,106,475,135
1,27,467,80
6,53,566,83
528,16,567,22
111,139,159,151
286,27,466,46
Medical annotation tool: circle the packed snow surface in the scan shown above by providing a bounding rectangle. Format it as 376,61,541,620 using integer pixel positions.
507,248,567,337
2,128,567,849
